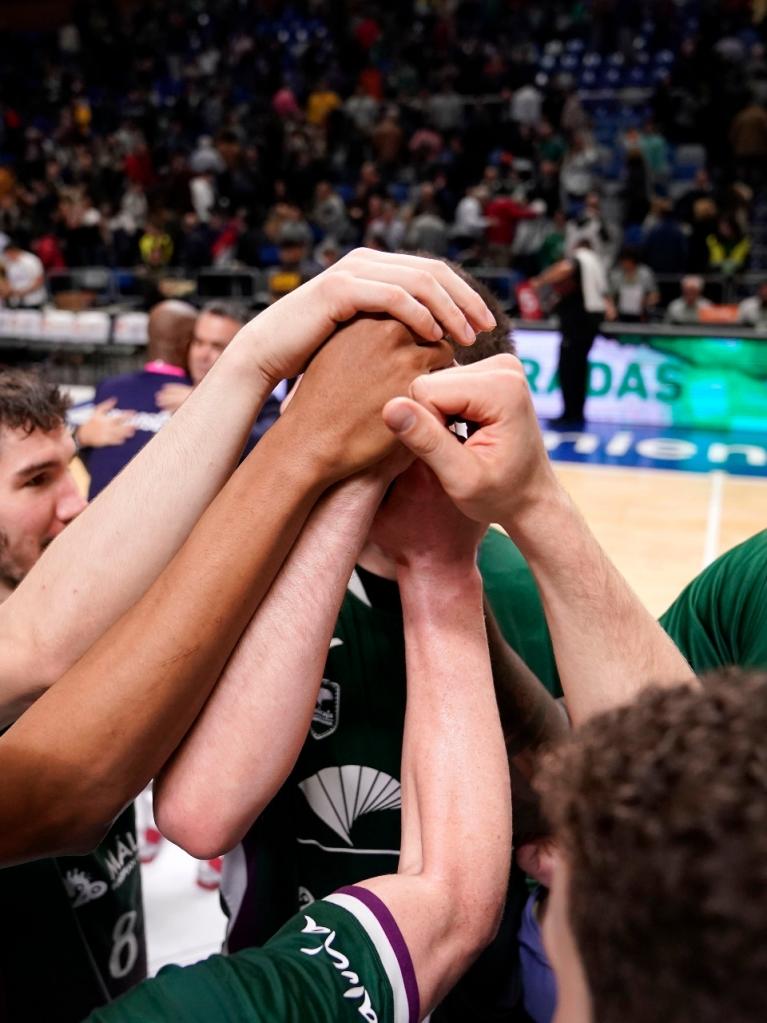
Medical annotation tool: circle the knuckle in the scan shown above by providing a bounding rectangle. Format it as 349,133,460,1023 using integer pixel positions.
491,353,521,371
416,425,442,456
420,254,442,273
328,269,353,288
409,374,430,401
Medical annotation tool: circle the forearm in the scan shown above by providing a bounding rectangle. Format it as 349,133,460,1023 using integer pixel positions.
0,421,328,866
533,260,572,288
0,335,273,716
154,472,388,858
485,600,567,775
503,485,696,726
484,601,568,845
398,567,510,901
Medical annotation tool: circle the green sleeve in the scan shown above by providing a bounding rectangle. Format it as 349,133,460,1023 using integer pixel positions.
85,893,410,1023
660,531,767,673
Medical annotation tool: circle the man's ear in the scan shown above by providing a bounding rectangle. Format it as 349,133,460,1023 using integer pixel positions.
517,837,558,889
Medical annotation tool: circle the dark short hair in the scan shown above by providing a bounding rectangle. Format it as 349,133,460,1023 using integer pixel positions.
200,300,250,327
418,255,514,364
0,370,70,437
540,670,767,1023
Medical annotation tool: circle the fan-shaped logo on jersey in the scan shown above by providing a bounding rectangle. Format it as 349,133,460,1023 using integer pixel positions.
298,766,401,846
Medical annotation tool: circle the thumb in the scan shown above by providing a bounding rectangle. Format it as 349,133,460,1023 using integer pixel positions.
382,397,469,494
95,397,117,414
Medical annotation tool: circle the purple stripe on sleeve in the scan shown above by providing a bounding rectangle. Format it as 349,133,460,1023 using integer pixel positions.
338,885,420,1023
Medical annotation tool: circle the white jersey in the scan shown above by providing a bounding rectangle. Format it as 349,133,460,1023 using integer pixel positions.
574,248,607,314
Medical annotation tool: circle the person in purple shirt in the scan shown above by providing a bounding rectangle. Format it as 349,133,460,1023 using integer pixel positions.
81,300,197,499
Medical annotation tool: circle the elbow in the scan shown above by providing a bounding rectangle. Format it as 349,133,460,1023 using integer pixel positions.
154,794,240,861
20,806,115,863
458,884,506,957
426,865,508,965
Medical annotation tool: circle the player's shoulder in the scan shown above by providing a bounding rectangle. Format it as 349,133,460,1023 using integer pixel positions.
698,530,767,597
93,371,144,399
661,530,767,631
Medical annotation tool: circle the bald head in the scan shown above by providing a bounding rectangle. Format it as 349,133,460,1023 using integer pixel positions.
147,300,198,367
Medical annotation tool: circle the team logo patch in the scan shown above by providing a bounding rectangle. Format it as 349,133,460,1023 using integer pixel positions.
64,868,108,908
299,766,402,846
311,679,341,740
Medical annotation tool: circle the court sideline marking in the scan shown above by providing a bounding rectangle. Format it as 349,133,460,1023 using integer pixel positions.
702,471,724,569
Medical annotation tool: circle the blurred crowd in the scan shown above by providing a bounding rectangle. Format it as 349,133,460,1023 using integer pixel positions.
0,0,766,317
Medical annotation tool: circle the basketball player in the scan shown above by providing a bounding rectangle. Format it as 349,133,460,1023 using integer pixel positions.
0,372,145,1022
539,670,766,1023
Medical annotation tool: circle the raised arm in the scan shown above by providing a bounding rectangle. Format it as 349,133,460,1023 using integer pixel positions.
154,464,400,859
0,249,495,723
367,465,565,845
352,463,513,1015
382,356,696,726
0,316,451,867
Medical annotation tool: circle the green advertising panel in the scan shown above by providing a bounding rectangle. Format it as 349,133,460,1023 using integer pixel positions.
514,328,767,432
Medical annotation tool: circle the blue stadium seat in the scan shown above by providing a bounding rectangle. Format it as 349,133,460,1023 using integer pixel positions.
627,66,649,86
388,182,410,202
258,244,279,266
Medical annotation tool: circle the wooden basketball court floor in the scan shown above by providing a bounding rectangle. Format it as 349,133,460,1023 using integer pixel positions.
552,463,765,617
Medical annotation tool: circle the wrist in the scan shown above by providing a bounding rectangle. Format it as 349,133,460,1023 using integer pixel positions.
264,413,340,489
332,471,388,511
74,423,92,450
502,481,573,562
397,559,482,598
218,329,280,397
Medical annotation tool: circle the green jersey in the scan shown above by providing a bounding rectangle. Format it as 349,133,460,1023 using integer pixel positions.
660,531,767,672
87,885,418,1023
223,529,558,1018
0,804,146,1021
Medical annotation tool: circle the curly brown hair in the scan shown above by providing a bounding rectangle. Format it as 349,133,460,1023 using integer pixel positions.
0,370,70,439
540,670,767,1023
